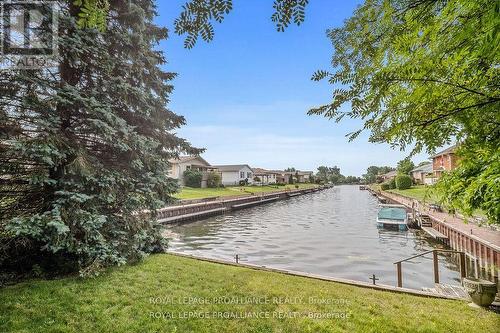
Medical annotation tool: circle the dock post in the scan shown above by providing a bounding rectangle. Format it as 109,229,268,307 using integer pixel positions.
433,250,439,284
459,252,466,279
396,262,402,287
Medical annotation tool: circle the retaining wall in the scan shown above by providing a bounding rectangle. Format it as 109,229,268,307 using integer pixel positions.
156,186,330,224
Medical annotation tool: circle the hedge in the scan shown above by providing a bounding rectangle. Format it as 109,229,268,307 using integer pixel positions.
381,182,391,190
395,175,412,190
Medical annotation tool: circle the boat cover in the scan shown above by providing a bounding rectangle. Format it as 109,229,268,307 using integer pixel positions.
378,207,406,221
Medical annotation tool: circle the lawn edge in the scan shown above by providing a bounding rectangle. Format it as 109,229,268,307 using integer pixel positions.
165,252,465,301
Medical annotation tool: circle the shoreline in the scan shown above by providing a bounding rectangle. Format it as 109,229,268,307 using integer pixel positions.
166,252,463,300
156,184,333,224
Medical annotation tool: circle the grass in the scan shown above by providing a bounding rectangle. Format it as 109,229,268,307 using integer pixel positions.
174,183,318,200
381,185,487,219
387,185,438,203
1,254,498,333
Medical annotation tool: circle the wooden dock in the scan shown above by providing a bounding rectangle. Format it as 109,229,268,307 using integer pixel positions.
422,226,448,240
379,189,500,280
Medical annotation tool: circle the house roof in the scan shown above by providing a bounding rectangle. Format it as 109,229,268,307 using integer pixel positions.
168,155,211,166
268,170,286,175
282,170,312,175
411,163,433,173
431,145,457,158
213,164,253,172
382,170,397,177
253,168,280,175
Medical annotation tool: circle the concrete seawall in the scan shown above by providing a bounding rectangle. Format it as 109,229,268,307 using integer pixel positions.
156,185,332,224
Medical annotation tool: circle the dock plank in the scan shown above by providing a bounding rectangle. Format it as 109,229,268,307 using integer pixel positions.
422,226,448,240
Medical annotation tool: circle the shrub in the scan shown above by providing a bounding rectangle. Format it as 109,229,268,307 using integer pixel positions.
395,175,412,190
389,177,396,189
381,182,391,190
206,171,221,188
239,179,248,186
183,169,202,188
253,176,261,182
295,184,299,189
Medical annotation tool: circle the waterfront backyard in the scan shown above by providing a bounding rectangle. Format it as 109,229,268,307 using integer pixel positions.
1,254,498,333
1,0,498,331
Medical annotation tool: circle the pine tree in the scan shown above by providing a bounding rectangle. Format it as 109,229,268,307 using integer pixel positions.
0,0,199,276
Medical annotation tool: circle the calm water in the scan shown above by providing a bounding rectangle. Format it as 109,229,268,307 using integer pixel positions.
165,185,464,289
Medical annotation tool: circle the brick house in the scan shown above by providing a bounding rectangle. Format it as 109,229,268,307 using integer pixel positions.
432,145,458,179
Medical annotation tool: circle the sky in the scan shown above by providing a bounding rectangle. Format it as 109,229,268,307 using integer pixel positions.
155,0,429,176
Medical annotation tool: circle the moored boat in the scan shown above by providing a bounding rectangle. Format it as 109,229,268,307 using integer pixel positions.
377,204,408,231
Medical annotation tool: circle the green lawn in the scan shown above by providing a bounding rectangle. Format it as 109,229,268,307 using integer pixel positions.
384,185,487,219
1,254,498,333
175,183,318,200
388,185,438,203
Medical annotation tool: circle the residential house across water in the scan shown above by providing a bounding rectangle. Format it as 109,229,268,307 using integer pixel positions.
168,156,219,188
213,164,254,186
253,168,280,185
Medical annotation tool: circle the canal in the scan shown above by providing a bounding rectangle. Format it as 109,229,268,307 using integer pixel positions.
165,185,464,290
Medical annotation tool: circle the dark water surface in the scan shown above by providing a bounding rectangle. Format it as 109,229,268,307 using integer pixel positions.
165,185,464,289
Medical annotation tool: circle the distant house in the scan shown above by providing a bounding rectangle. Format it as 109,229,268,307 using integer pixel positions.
168,156,218,188
253,168,280,185
411,163,434,185
277,170,314,183
213,165,254,186
380,170,397,182
270,170,288,184
282,171,295,183
432,145,458,179
297,171,314,183
271,170,316,184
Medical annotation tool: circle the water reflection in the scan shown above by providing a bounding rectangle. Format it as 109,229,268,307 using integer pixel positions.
166,185,465,289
